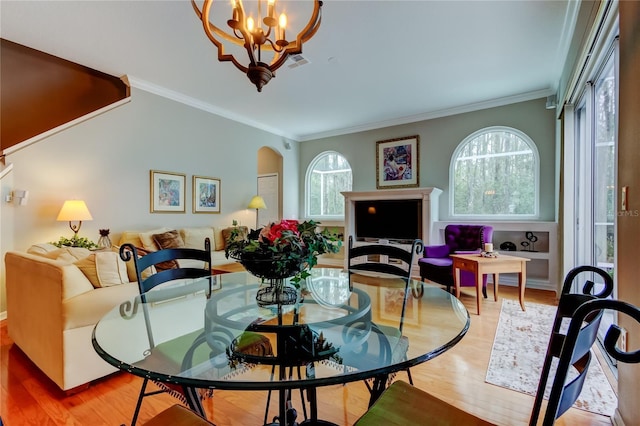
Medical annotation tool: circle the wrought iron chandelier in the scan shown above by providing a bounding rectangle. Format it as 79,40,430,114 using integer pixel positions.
192,0,323,92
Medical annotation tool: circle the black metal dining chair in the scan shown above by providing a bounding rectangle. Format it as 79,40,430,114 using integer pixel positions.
119,239,212,426
347,236,423,388
529,265,614,423
354,297,640,426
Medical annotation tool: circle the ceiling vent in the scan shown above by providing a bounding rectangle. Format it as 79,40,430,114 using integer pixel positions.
287,54,310,69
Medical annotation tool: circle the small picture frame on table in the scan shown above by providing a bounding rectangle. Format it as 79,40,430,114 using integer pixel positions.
376,135,420,189
193,175,221,214
150,170,186,213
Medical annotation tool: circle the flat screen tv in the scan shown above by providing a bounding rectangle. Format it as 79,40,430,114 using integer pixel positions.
354,199,422,243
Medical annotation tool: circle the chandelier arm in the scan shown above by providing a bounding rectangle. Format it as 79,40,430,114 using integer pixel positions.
193,0,249,72
294,0,323,44
264,38,285,54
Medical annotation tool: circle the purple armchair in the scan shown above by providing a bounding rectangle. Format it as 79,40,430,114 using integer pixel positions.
418,225,494,297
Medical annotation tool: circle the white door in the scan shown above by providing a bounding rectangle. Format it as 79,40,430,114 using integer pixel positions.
257,173,279,227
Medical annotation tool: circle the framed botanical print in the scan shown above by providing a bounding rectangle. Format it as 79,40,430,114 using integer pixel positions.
376,135,420,189
150,170,186,213
193,175,221,214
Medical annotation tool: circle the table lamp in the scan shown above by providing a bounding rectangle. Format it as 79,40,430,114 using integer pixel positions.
247,195,267,229
57,200,93,237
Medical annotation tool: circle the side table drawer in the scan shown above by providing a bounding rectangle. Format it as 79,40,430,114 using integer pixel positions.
454,259,478,272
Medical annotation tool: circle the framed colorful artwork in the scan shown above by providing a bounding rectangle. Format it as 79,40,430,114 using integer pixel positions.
150,170,186,213
376,135,420,189
193,175,221,214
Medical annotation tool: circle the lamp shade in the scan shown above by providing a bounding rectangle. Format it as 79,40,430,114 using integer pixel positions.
57,200,93,221
247,196,267,210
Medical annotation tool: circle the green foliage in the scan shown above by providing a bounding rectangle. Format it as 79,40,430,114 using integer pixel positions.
225,219,342,285
52,235,98,249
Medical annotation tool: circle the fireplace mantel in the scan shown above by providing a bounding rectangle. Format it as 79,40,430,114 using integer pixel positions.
342,187,442,246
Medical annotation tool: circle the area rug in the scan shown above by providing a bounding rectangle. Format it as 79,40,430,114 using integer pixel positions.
485,299,617,417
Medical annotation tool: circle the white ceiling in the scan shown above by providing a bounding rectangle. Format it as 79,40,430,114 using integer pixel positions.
0,0,576,142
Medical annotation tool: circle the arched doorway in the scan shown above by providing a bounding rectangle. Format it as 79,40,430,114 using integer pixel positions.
257,147,282,227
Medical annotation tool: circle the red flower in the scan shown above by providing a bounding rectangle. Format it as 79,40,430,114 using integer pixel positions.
260,219,300,244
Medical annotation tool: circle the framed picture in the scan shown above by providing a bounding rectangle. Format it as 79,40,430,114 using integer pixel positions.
193,175,221,214
376,135,419,189
379,287,419,326
150,170,186,213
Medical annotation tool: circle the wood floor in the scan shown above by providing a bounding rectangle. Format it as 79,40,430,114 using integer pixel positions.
0,285,613,426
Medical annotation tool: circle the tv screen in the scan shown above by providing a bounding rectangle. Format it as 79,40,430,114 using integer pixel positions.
354,199,422,243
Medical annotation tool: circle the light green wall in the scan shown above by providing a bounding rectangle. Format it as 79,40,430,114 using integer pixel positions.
299,97,557,221
0,87,300,313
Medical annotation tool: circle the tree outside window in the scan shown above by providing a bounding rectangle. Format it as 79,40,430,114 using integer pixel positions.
306,152,352,218
452,127,538,217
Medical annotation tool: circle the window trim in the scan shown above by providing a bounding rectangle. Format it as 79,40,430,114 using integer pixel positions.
449,126,540,220
305,150,353,220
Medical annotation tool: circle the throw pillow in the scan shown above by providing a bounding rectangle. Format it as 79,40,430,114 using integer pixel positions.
221,226,249,249
117,246,157,282
75,252,129,288
138,227,171,252
179,227,214,269
26,243,59,256
41,247,92,262
213,227,225,251
152,230,185,270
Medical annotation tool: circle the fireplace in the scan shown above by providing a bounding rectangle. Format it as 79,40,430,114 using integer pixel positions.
342,187,442,272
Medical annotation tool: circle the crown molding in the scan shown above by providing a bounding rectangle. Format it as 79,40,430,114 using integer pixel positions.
297,89,555,142
127,76,297,141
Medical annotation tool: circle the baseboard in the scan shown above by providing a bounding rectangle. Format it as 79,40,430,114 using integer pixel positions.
613,409,625,426
0,311,6,321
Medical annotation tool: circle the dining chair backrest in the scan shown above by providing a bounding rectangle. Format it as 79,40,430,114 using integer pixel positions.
118,239,212,426
529,265,614,425
534,298,640,425
119,239,212,300
347,235,423,279
354,298,640,426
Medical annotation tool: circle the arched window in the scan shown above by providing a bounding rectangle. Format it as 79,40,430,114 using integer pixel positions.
451,126,539,217
306,151,352,219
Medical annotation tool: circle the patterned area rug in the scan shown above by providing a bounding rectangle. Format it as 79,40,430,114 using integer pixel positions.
485,299,617,417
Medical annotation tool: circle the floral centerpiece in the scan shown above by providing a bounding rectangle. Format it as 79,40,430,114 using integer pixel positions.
225,219,342,285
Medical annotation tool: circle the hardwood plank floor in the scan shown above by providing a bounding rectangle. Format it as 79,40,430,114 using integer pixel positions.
0,285,613,425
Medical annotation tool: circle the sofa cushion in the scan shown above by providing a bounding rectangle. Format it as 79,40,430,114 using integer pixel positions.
41,247,92,263
213,227,225,251
27,243,59,255
139,227,171,252
62,282,139,330
74,252,129,288
179,227,214,269
118,231,144,248
179,227,214,250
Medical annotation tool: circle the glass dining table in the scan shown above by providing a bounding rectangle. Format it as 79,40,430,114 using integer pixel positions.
92,268,470,426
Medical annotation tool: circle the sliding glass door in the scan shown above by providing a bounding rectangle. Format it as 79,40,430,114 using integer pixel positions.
573,47,618,366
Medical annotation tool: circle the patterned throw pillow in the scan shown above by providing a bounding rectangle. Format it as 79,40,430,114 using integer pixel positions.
152,230,185,270
221,226,249,249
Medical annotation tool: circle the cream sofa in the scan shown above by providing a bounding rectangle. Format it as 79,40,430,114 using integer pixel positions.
116,226,243,267
4,226,242,392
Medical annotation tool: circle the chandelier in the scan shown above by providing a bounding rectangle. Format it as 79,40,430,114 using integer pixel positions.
192,0,323,92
